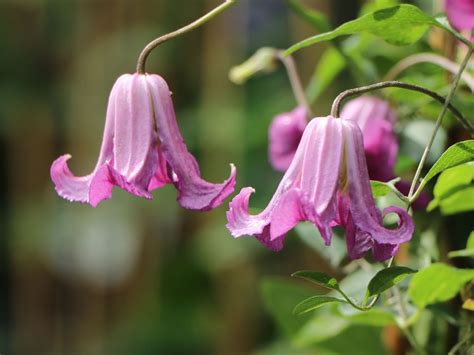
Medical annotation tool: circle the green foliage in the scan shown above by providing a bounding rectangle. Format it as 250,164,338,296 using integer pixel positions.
408,263,474,308
448,231,474,258
366,266,416,298
293,296,347,315
427,163,474,215
306,47,346,102
418,140,474,193
295,224,347,267
286,0,331,33
292,271,340,291
370,180,392,198
286,5,446,55
260,278,316,338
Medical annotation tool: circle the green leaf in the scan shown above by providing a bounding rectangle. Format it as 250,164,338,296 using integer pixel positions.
286,5,442,55
370,180,391,198
293,296,347,315
366,266,416,298
448,231,474,258
286,0,331,32
260,278,316,338
292,271,340,291
408,263,474,308
295,223,346,267
306,47,346,102
418,140,474,193
341,309,395,327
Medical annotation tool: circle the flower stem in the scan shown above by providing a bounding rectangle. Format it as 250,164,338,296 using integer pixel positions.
276,51,312,116
136,1,236,74
384,53,474,91
329,81,473,135
407,47,473,204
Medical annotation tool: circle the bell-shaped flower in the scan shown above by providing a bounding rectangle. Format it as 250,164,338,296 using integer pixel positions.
445,0,474,40
341,96,398,182
226,116,414,261
268,106,307,172
51,73,236,210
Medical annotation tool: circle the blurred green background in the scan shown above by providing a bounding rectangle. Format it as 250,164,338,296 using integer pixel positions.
0,0,471,354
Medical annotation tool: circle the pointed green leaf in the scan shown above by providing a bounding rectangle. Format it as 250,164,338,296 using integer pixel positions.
448,232,474,258
418,140,474,193
285,4,472,55
366,266,416,298
293,296,347,315
408,263,474,308
370,180,391,198
292,271,340,291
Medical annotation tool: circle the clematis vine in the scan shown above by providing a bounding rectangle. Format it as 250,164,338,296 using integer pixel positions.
268,106,307,172
445,0,474,41
227,116,414,261
51,74,236,210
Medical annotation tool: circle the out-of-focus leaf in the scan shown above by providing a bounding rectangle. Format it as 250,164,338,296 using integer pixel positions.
260,278,316,338
306,47,346,102
293,296,347,315
286,0,331,32
340,308,396,327
366,266,416,298
293,314,349,346
286,5,445,55
408,263,474,308
427,163,474,215
292,271,340,291
448,231,474,258
418,140,474,193
295,223,346,267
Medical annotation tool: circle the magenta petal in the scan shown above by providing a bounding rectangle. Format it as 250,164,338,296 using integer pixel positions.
148,147,173,191
268,106,307,172
343,119,414,245
445,0,474,32
341,96,397,182
147,74,236,211
51,154,95,203
372,242,399,262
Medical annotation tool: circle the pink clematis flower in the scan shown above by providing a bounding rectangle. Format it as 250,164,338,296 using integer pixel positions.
445,0,474,40
341,96,398,182
227,116,414,261
268,106,307,172
51,73,236,210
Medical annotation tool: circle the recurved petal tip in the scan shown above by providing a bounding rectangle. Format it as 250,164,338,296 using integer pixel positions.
176,163,237,211
50,154,91,204
226,187,267,238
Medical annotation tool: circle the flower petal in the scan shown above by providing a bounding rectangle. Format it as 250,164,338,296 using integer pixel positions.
147,74,236,211
268,106,307,172
342,119,414,245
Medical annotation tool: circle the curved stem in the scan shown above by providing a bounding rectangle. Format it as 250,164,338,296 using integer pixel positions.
384,53,474,92
407,47,474,204
330,81,473,135
136,1,236,74
276,51,312,116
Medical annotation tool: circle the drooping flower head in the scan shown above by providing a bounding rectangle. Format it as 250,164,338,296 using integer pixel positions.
227,116,414,261
445,0,474,40
268,106,307,172
51,74,236,210
341,96,398,182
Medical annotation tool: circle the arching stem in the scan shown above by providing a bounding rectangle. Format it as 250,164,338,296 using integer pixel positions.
136,1,236,74
330,81,473,135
